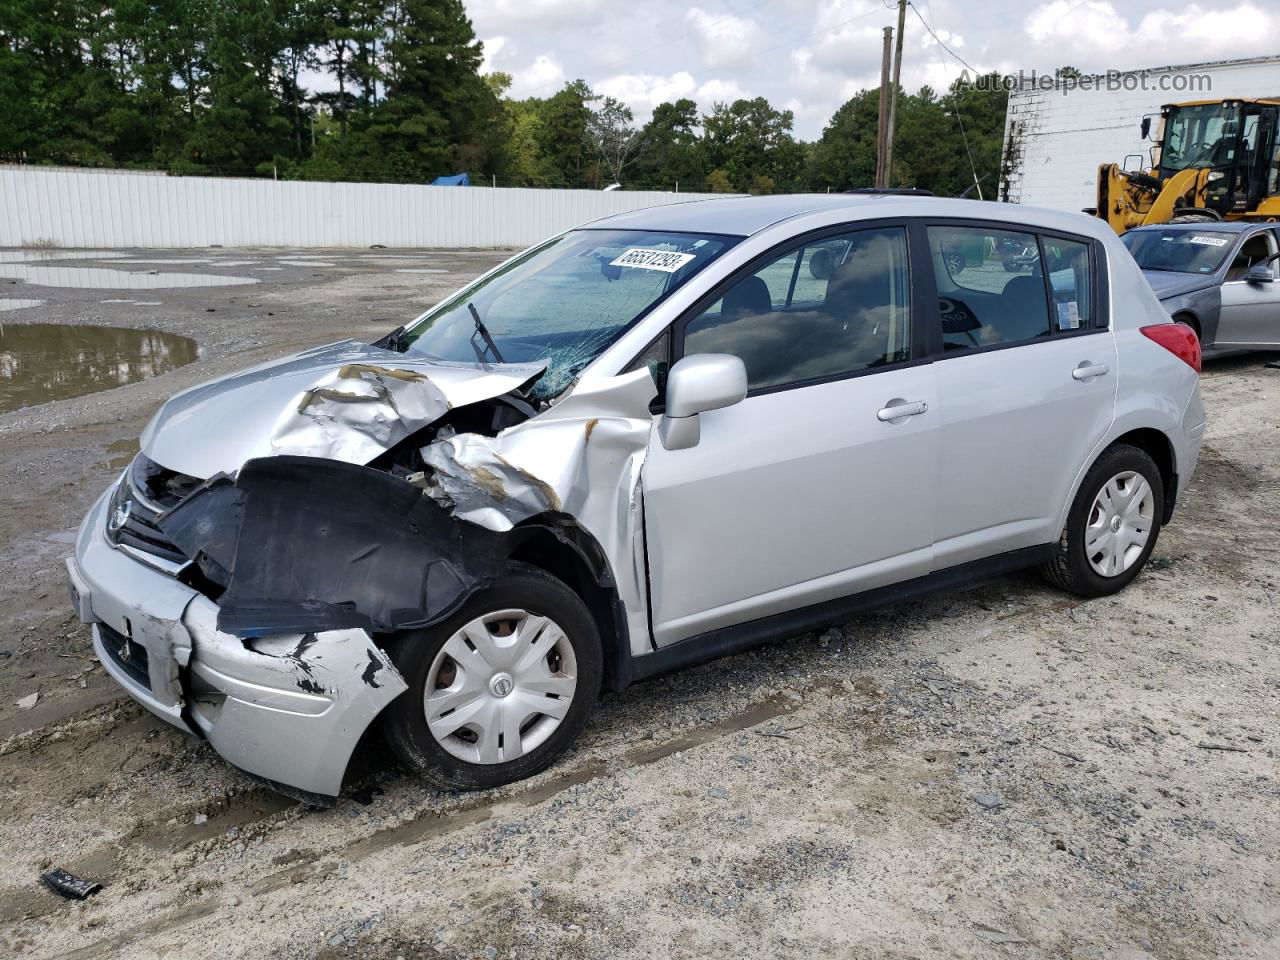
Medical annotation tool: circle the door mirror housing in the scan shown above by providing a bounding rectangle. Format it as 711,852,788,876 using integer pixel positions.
1245,263,1274,284
658,353,748,450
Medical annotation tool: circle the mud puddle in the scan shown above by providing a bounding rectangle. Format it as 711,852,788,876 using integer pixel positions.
0,263,259,289
0,323,198,413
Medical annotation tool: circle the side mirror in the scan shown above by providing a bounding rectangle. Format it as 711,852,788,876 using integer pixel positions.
1140,116,1152,140
1245,263,1274,284
658,354,747,450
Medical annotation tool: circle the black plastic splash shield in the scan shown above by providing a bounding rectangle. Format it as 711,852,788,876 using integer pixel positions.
158,456,508,638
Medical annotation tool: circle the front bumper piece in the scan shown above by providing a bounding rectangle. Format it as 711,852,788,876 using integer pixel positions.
67,489,407,797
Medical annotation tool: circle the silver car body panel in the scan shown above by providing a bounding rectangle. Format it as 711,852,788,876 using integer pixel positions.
70,195,1204,797
420,369,657,656
140,338,546,478
67,490,407,797
642,363,939,645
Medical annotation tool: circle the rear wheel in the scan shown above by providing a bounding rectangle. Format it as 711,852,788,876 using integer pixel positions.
382,565,602,790
1041,444,1164,597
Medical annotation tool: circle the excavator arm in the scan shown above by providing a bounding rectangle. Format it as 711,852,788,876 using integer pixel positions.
1096,164,1211,235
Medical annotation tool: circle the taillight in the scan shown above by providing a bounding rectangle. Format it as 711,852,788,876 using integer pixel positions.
1140,323,1201,373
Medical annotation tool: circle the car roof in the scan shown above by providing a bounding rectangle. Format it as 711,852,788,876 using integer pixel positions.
585,194,1115,240
1127,221,1264,234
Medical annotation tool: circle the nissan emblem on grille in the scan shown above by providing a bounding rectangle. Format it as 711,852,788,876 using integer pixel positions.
109,498,132,533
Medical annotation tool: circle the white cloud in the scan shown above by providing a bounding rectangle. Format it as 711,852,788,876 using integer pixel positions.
1023,1,1277,67
696,78,752,109
480,35,508,74
596,72,699,122
686,8,768,70
508,54,568,98
468,0,606,27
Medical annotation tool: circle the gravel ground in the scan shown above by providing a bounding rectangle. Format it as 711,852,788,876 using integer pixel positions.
0,248,1277,960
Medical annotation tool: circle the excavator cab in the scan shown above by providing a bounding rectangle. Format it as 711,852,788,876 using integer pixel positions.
1095,99,1280,235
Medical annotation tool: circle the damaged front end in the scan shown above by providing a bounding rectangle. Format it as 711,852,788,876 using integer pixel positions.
69,333,661,799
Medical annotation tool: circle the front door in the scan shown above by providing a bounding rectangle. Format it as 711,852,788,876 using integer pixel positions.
641,224,939,647
1217,230,1280,347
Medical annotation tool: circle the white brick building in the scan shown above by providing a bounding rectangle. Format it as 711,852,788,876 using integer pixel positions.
999,56,1280,212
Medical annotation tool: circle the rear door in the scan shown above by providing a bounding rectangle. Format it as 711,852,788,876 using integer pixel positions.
641,223,939,646
1216,229,1280,347
919,222,1118,569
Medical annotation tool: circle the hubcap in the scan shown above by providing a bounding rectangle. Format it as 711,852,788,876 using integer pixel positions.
1085,470,1154,577
424,608,577,765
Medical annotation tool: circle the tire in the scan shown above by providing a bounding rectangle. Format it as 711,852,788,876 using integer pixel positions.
944,251,966,274
381,564,602,790
1173,313,1201,344
1041,444,1165,598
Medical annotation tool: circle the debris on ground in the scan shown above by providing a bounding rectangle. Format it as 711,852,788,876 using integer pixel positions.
40,868,102,900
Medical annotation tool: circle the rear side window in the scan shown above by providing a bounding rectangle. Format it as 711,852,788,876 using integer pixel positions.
928,226,1052,350
682,226,912,391
1042,237,1092,331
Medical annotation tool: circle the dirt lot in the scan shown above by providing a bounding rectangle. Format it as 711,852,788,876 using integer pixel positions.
1,248,1277,960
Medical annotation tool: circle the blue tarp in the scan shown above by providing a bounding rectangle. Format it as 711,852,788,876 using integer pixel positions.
431,173,471,186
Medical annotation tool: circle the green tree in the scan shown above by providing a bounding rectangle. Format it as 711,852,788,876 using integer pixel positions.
588,96,639,186
633,98,705,191
702,97,803,193
370,0,498,180
538,80,596,187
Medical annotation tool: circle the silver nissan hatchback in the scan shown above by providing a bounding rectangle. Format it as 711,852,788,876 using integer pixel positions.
67,195,1206,801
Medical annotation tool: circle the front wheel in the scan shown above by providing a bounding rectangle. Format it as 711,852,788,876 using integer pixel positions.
381,565,602,790
1041,444,1164,597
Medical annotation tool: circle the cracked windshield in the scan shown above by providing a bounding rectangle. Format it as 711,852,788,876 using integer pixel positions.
400,229,734,399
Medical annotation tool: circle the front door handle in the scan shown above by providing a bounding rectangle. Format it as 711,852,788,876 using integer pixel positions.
877,399,929,422
1072,361,1110,381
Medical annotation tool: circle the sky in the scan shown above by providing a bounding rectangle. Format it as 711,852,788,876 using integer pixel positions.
462,0,1279,139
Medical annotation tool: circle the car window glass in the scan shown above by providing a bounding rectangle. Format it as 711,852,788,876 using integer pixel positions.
1226,233,1275,281
1041,237,1092,331
928,226,1051,350
753,250,800,308
624,330,670,397
683,226,912,391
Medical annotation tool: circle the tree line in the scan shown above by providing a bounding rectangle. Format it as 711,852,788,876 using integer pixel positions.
0,0,1009,197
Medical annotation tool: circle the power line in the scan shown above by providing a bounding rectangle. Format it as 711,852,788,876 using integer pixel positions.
907,1,979,74
908,1,984,198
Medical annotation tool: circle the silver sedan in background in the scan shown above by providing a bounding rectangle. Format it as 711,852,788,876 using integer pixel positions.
1123,221,1280,357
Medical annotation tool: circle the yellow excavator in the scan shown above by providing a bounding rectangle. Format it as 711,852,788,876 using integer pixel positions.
1093,98,1280,235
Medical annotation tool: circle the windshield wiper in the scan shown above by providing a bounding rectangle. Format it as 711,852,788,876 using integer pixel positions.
468,302,504,364
374,324,410,353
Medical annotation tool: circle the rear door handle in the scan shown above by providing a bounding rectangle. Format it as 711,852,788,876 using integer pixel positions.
1072,361,1110,381
877,399,929,422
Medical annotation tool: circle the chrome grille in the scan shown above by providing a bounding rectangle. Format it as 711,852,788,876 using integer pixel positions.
105,455,202,564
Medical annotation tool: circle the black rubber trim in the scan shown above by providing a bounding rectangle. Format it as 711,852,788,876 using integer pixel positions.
609,544,1055,691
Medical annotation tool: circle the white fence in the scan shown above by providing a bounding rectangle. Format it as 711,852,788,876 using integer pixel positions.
0,166,725,248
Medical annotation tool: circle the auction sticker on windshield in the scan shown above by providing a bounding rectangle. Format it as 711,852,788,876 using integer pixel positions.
1188,235,1229,246
610,248,696,272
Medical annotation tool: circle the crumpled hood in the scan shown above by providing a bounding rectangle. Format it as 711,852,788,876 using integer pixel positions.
1142,270,1216,300
140,339,546,479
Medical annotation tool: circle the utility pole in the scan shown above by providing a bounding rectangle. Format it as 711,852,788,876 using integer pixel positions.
875,26,892,188
884,0,907,188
